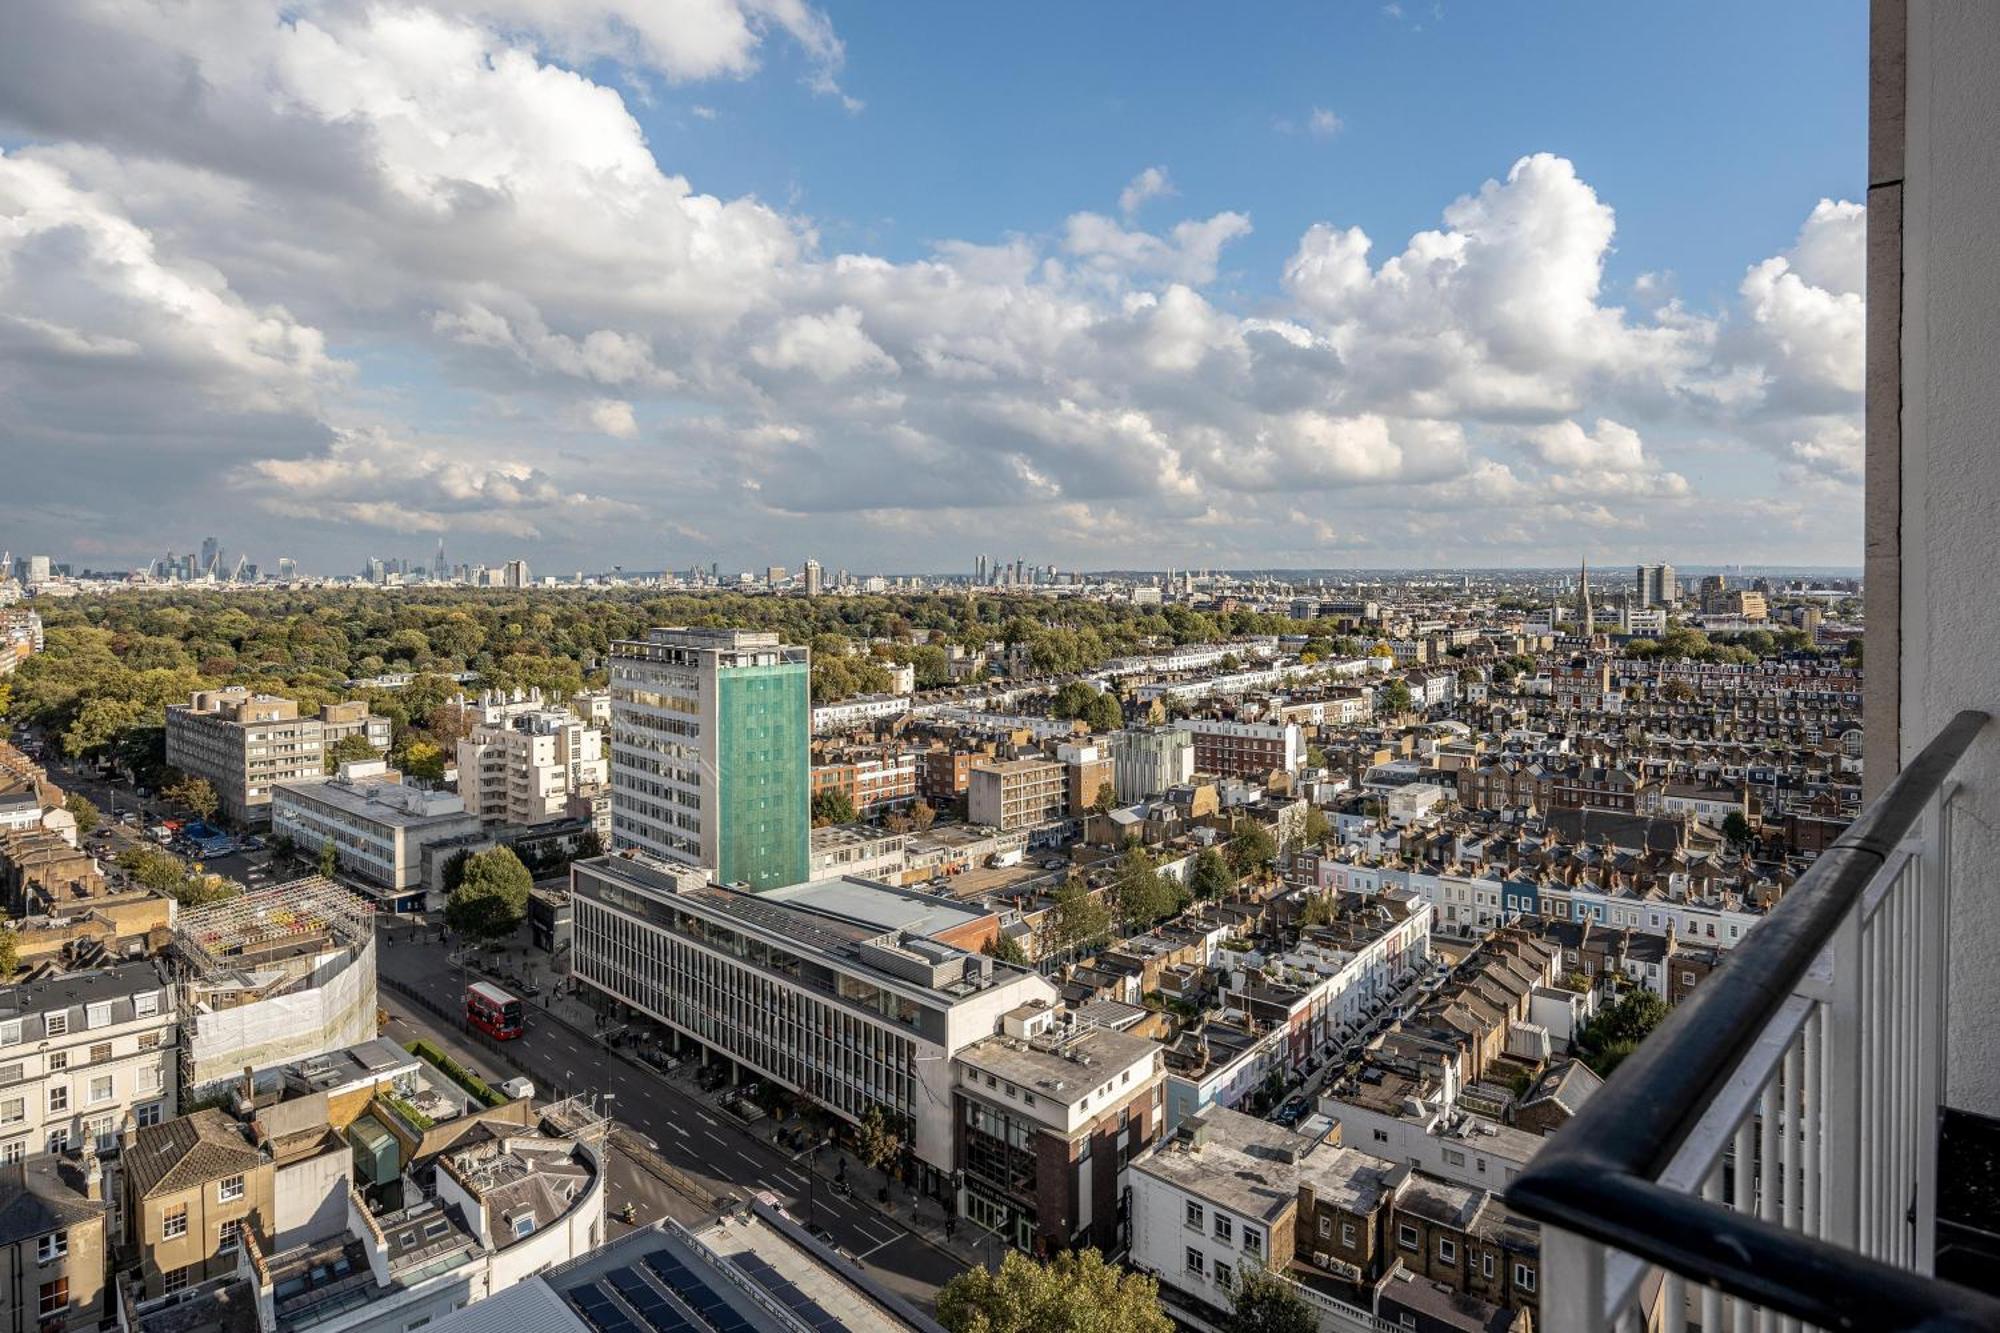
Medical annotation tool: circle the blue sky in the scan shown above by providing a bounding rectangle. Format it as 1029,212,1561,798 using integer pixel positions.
655,3,1864,307
0,1,1869,574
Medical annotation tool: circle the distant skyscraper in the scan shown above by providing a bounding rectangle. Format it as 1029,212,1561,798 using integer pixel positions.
199,536,219,576
766,565,786,588
1636,562,1677,609
433,537,448,581
802,558,824,596
502,558,531,589
608,628,810,891
278,557,297,581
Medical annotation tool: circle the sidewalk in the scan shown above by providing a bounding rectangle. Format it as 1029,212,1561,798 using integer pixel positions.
507,959,997,1271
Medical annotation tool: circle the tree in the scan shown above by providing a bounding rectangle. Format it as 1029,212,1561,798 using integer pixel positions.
1113,846,1183,928
855,1104,905,1175
318,838,339,878
1380,679,1413,716
166,774,219,824
400,738,447,782
0,926,17,980
441,847,474,894
1048,876,1111,955
574,829,604,860
1576,989,1671,1077
812,787,856,828
1190,847,1234,901
64,792,101,838
1223,1267,1318,1333
1227,823,1277,878
1722,810,1753,850
1301,805,1330,847
1091,781,1117,814
937,1249,1171,1333
910,799,938,831
325,732,380,774
983,933,1029,965
444,847,533,943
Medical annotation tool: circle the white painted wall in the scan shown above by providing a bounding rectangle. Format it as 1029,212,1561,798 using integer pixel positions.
1897,4,2000,1116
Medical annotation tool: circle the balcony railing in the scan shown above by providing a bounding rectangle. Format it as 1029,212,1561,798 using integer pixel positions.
1508,709,2000,1332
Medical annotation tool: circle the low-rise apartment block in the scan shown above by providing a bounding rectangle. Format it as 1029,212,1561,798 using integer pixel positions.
967,757,1067,832
272,762,481,908
165,689,390,828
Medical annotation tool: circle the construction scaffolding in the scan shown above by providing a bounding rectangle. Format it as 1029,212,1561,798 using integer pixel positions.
172,876,380,1097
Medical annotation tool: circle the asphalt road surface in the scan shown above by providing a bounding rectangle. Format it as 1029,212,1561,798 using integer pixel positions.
375,928,971,1310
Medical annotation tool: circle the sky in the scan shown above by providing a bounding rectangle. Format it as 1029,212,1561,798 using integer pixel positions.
0,1,1868,576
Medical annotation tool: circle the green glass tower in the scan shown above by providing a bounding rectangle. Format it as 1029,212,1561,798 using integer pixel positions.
608,628,811,891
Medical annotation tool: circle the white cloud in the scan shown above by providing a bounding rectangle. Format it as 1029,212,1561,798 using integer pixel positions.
0,4,1867,568
1118,166,1175,218
1308,107,1342,138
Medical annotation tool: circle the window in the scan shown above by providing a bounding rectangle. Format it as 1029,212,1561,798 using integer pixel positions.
1514,1264,1536,1291
1213,1215,1232,1242
1438,1238,1457,1265
38,1279,68,1318
1442,1148,1466,1167
89,1043,112,1065
85,1002,112,1030
163,1267,191,1295
137,1102,163,1128
1342,1222,1357,1247
1683,971,1697,986
1372,1128,1389,1144
1215,1261,1232,1290
163,1205,187,1239
1242,1226,1263,1257
48,1051,68,1073
0,1097,22,1125
139,1031,163,1052
1317,1216,1332,1239
38,1231,68,1262
90,1075,113,1105
44,1014,68,1037
512,1215,536,1238
1482,1253,1495,1278
0,1021,19,1045
1398,1223,1418,1251
134,992,160,1018
46,1127,69,1153
1184,1248,1204,1277
218,1174,245,1203
1185,1201,1204,1230
218,1219,242,1255
406,1319,433,1332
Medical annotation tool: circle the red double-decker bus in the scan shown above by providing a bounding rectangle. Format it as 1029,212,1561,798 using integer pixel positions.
465,981,525,1040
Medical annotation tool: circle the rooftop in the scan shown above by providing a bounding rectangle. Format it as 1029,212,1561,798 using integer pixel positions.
1131,1107,1316,1224
956,1022,1162,1110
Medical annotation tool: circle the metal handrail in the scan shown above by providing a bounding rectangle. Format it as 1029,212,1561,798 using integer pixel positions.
1506,709,2000,1332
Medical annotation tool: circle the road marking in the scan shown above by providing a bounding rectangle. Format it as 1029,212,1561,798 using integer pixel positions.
858,1235,901,1259
696,1112,717,1127
734,1151,761,1170
665,1123,688,1138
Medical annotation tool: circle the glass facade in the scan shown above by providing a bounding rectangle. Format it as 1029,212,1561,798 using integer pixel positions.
716,663,810,890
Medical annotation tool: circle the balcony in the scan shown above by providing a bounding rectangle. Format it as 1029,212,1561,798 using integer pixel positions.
1508,710,2000,1331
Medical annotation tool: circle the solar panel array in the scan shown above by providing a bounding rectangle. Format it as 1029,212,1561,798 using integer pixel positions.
728,1253,847,1332
641,1248,759,1333
605,1267,700,1333
568,1283,642,1333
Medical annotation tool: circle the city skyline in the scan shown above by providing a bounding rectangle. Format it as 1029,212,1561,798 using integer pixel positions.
0,3,1864,572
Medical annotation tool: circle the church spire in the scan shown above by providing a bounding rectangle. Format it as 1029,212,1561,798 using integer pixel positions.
1580,554,1594,639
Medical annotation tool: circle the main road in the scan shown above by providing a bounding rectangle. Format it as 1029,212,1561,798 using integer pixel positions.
373,927,976,1309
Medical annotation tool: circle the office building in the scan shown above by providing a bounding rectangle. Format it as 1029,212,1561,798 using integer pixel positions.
966,757,1067,832
271,762,482,907
608,628,811,891
1057,739,1116,817
164,689,391,828
1634,562,1677,609
569,855,1056,1185
802,558,824,596
952,1003,1166,1255
502,559,531,589
0,962,178,1162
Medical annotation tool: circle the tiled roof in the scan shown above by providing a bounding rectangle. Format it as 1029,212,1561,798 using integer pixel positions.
127,1109,263,1200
